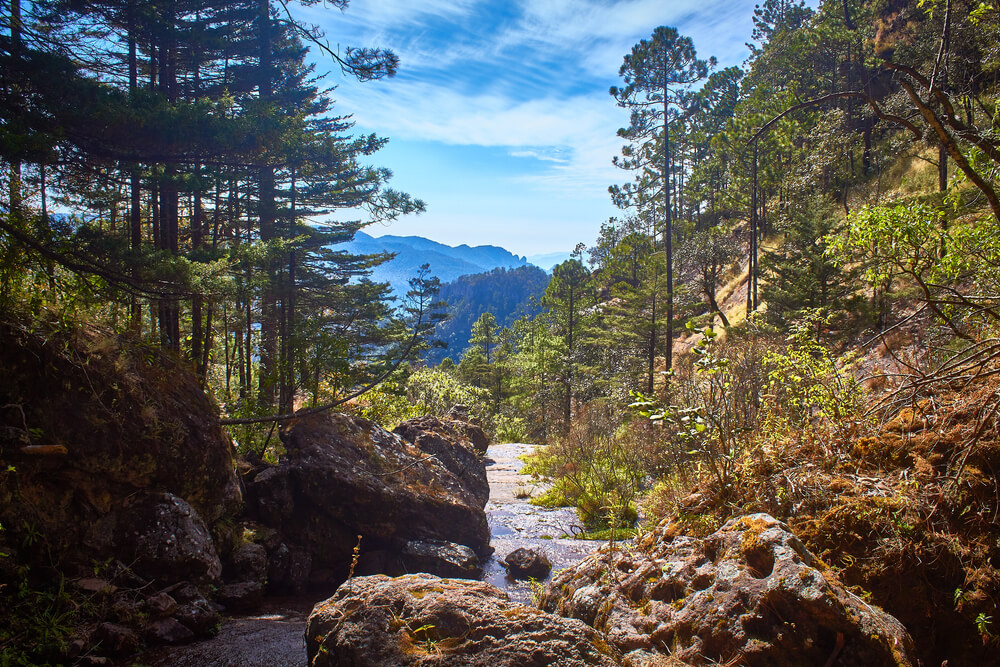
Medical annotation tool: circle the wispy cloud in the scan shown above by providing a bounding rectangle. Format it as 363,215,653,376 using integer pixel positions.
335,79,630,193
305,1,761,251
335,0,478,27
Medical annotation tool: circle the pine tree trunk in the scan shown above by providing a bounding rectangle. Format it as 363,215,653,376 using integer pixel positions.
257,0,279,408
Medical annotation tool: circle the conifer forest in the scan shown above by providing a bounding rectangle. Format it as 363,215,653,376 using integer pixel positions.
2,1,1000,665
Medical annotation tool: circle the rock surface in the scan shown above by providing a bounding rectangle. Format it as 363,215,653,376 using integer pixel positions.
394,416,490,504
306,574,623,666
0,321,240,575
502,547,552,580
541,513,917,667
120,492,223,585
244,412,491,582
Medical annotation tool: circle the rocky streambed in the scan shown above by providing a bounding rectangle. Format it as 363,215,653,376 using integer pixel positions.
482,442,604,603
140,441,600,666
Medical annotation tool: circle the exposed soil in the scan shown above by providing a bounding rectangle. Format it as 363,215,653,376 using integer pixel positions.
138,441,603,665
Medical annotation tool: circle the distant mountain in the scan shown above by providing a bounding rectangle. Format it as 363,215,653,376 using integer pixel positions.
526,251,573,272
342,232,529,297
427,265,550,365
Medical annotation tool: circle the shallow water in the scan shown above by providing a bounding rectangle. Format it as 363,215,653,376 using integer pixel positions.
140,441,604,665
481,442,604,604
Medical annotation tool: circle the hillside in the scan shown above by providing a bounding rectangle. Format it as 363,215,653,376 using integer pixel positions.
427,265,550,365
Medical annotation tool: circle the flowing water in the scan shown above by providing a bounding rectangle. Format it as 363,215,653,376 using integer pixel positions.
481,442,604,604
140,442,603,666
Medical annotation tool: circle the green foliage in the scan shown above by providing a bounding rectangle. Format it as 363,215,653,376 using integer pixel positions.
630,325,769,489
830,203,946,290
0,568,79,666
761,197,862,326
528,402,653,530
352,382,422,430
832,202,1000,336
760,311,866,439
406,367,490,425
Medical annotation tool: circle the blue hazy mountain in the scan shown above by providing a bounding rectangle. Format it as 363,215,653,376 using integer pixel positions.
343,231,532,297
524,251,573,272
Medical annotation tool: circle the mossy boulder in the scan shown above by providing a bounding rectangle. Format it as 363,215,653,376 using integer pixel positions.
541,513,918,666
0,319,240,577
306,574,623,666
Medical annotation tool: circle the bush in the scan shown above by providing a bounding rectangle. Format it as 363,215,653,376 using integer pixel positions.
529,401,656,530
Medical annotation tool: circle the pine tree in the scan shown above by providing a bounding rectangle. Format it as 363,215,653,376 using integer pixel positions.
611,26,714,372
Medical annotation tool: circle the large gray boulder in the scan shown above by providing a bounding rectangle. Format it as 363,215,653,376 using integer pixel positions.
118,491,222,585
0,321,240,576
306,574,623,666
246,412,491,582
541,513,918,667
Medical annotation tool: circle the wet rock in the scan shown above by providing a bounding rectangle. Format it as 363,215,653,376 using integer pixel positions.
541,513,917,666
253,412,489,580
230,542,268,583
94,622,141,655
401,539,482,578
173,598,221,637
503,547,552,580
145,617,195,645
144,591,178,618
306,574,623,666
119,491,222,585
217,581,265,611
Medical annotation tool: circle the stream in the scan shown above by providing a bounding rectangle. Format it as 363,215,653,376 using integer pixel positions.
139,442,603,666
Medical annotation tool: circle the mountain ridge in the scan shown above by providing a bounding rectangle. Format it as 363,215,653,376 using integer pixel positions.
342,231,565,297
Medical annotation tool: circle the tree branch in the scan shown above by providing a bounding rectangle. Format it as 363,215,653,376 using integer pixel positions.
747,91,921,145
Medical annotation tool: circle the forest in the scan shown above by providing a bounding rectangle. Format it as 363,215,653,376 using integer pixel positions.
2,0,1000,665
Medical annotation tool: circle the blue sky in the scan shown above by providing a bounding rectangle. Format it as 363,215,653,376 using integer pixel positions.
303,0,769,257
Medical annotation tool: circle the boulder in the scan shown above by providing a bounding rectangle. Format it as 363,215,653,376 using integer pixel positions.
164,582,221,637
247,412,490,582
503,547,552,580
306,574,623,666
93,622,141,655
541,513,917,667
0,321,240,575
217,581,265,611
118,491,222,585
143,591,178,618
172,597,220,638
230,542,268,584
266,542,312,594
401,539,482,579
394,416,490,504
396,414,490,457
144,617,195,645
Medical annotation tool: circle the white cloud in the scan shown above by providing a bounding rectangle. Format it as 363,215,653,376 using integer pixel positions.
335,79,632,195
501,0,752,78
